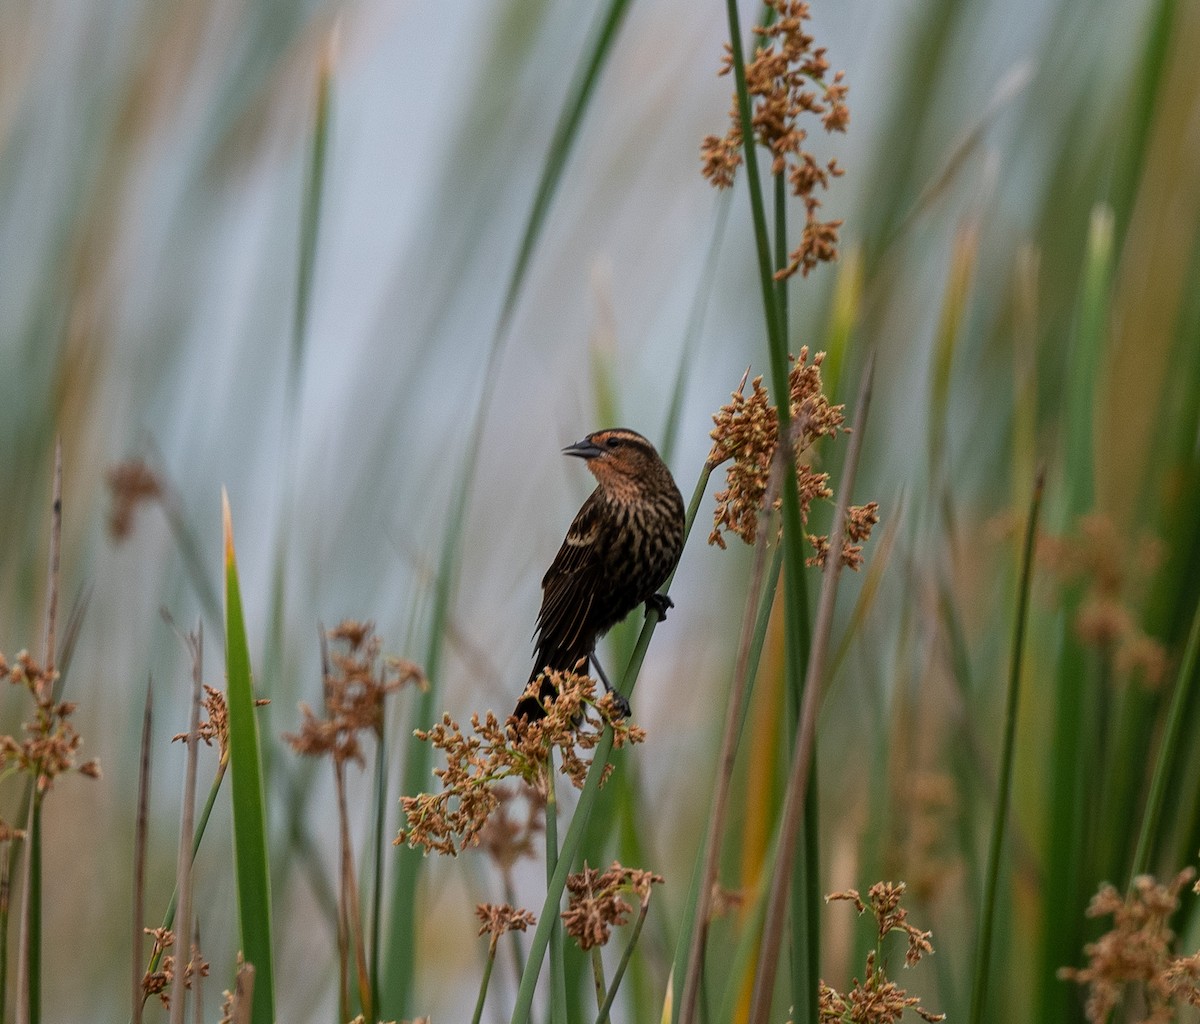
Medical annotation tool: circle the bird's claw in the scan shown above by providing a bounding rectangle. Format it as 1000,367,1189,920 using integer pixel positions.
646,593,674,620
607,690,632,720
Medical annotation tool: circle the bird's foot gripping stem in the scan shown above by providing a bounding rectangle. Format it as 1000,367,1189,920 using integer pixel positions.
645,592,674,620
589,656,631,720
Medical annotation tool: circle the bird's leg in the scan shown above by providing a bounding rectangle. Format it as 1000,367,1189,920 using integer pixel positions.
589,654,631,719
645,592,674,620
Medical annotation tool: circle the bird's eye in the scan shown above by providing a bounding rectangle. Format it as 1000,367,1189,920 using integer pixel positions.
605,436,622,449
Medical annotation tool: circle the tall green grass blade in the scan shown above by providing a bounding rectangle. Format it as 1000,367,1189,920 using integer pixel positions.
1037,205,1114,1024
546,764,568,1024
22,796,41,1024
385,6,636,1007
499,0,635,336
221,492,275,1024
1129,598,1200,879
720,3,821,1019
749,350,875,1024
291,37,333,393
968,469,1044,1024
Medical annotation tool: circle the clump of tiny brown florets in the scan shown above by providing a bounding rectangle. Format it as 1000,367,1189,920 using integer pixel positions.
808,500,881,571
1059,867,1200,1024
561,861,664,951
708,350,873,568
476,902,537,954
701,0,848,278
106,458,164,541
171,684,264,768
821,882,944,1023
286,621,426,768
0,649,100,792
1040,514,1169,688
396,671,644,857
140,927,210,1009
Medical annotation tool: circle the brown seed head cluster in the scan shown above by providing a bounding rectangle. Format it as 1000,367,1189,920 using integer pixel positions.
397,671,643,856
286,621,426,768
821,882,944,1023
808,501,882,571
701,0,848,278
171,684,256,768
561,861,664,951
1040,514,1168,687
475,902,537,954
106,458,164,541
709,351,870,564
1060,867,1200,1024
140,927,210,1009
0,649,100,792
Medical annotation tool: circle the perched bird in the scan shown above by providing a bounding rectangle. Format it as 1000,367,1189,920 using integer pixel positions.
515,428,685,720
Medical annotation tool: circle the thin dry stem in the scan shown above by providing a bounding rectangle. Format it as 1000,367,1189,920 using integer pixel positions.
749,347,876,1024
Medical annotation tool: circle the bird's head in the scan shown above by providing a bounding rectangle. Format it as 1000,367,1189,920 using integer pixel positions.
563,428,669,502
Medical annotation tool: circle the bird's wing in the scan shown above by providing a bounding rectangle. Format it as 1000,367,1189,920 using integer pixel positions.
533,489,608,667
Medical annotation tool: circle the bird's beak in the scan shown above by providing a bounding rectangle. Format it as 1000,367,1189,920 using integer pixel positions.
562,437,604,460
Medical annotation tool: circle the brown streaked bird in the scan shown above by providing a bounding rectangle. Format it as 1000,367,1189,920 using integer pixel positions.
515,428,685,720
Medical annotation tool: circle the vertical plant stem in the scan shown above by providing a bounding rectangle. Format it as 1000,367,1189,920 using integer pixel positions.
471,946,499,1024
595,902,649,1024
1129,597,1200,880
335,764,372,1021
590,947,608,1012
545,762,568,1023
369,720,387,1016
171,627,204,1024
133,680,154,1024
968,468,1045,1024
748,350,876,1024
144,764,226,985
0,841,11,1014
680,486,779,1023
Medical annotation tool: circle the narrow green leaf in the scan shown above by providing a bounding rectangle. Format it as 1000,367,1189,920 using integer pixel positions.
969,469,1045,1024
222,491,275,1024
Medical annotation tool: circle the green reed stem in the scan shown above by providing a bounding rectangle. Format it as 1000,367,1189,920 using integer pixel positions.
471,946,498,1024
1129,597,1200,880
510,466,711,1024
594,901,649,1024
546,763,568,1024
590,947,607,1013
968,468,1045,1024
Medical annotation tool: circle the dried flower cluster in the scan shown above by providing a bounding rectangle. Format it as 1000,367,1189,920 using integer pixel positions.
172,684,249,767
1060,867,1200,1023
476,902,537,954
396,670,644,856
286,621,426,767
561,861,664,950
1040,514,1168,687
140,927,210,1009
708,350,875,570
821,882,945,1023
701,0,848,278
0,649,99,791
808,501,881,571
106,458,164,541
